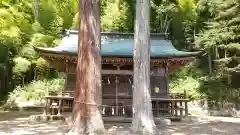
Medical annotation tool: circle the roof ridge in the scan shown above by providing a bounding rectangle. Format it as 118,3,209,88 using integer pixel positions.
65,30,169,37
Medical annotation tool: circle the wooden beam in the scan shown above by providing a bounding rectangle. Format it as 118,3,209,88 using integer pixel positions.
67,70,133,75
101,70,133,75
150,68,166,76
150,72,165,76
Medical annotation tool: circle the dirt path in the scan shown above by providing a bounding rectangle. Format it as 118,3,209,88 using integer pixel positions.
0,111,240,135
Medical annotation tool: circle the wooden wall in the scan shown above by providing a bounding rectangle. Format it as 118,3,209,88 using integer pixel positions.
63,73,76,96
102,75,132,107
150,67,169,98
63,67,169,102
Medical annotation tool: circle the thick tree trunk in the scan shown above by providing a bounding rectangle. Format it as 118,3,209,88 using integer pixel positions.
67,0,105,135
132,0,156,134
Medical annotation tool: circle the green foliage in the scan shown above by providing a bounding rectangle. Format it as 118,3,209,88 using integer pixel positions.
35,57,48,67
6,78,64,107
12,57,31,85
71,12,79,29
57,0,78,29
150,0,198,49
101,0,131,32
37,1,58,31
178,0,197,20
13,57,31,74
194,0,240,104
170,77,201,99
37,0,77,35
0,8,22,52
1,0,240,107
32,21,44,33
170,60,204,100
34,57,57,79
199,75,240,103
19,45,37,60
29,33,56,47
0,0,71,97
151,0,178,33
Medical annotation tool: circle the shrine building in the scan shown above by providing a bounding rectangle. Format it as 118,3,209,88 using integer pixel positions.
34,30,199,119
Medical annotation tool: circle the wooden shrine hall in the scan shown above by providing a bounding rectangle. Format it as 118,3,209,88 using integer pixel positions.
34,30,199,120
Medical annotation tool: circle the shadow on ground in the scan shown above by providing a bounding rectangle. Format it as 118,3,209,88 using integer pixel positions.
0,111,240,135
0,111,40,121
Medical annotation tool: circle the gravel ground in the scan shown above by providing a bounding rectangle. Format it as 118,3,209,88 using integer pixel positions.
0,111,240,135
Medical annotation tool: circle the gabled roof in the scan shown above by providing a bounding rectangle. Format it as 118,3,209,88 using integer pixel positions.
34,30,199,58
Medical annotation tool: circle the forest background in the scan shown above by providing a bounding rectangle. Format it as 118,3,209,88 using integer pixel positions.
0,0,240,113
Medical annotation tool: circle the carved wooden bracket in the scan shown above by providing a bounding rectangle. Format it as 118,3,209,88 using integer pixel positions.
39,53,195,73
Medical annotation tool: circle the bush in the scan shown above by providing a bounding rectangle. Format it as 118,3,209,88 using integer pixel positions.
6,78,65,107
170,76,201,100
29,33,56,47
169,60,203,100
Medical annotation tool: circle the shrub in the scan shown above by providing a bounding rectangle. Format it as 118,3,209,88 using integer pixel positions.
13,57,31,74
6,78,64,107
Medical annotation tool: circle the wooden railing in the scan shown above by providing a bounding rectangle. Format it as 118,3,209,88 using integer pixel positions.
152,98,189,118
44,96,74,115
169,90,187,99
101,100,188,119
44,91,189,119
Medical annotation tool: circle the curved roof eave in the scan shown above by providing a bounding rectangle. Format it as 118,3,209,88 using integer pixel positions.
34,32,200,58
34,46,75,55
33,46,201,58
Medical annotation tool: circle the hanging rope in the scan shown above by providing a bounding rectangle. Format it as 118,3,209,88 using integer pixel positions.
75,100,152,108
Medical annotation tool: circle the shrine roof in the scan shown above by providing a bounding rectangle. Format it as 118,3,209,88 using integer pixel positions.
34,30,200,58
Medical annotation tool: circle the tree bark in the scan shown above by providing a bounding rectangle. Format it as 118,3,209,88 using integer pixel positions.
132,0,156,134
67,0,105,134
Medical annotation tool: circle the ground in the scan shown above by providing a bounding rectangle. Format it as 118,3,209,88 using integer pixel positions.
0,111,240,135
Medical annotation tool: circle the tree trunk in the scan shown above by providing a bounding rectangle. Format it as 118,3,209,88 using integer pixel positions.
34,0,40,21
67,0,105,134
132,0,156,134
215,46,219,59
224,49,227,58
208,52,212,74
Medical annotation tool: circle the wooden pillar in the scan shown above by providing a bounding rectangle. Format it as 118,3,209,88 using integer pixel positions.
44,97,48,115
165,67,170,97
115,75,119,116
180,101,183,118
184,90,189,117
